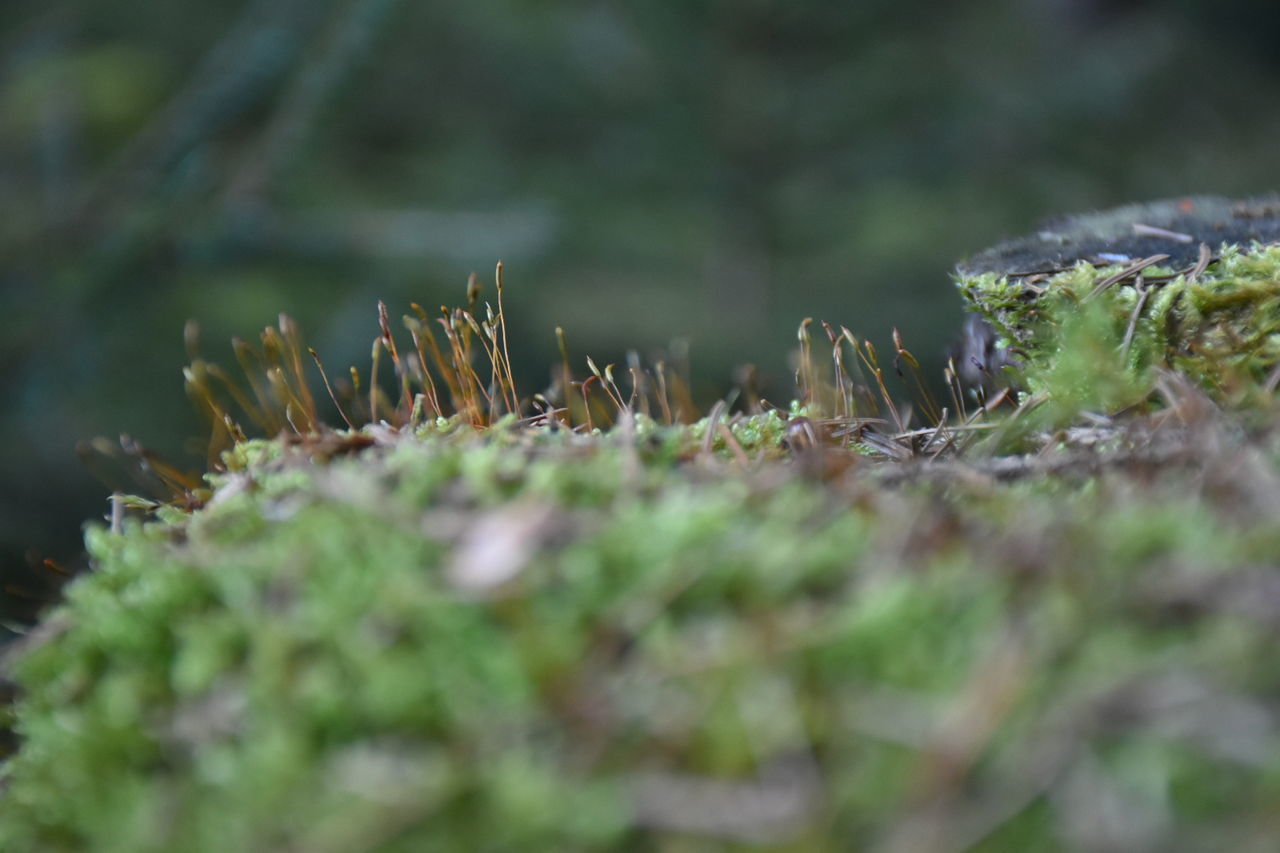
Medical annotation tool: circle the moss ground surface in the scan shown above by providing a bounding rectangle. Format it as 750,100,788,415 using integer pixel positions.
5,243,1280,851
5,413,1280,851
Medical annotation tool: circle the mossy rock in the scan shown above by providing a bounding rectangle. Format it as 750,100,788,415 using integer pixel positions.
5,218,1280,851
956,196,1280,404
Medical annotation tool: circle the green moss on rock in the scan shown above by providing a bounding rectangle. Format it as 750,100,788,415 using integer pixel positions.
959,243,1280,408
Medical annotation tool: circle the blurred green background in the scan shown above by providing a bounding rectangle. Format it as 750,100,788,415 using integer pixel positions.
3,0,1280,620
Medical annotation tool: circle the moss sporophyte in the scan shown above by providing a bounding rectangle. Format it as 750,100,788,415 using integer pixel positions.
5,209,1280,851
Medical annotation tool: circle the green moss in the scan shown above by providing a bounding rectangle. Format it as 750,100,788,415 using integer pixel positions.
7,242,1280,848
5,417,1280,850
958,242,1280,409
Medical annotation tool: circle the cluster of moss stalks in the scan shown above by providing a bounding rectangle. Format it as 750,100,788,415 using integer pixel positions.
4,254,1280,852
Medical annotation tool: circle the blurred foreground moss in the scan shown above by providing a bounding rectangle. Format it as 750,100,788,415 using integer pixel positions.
6,250,1280,850
5,410,1280,850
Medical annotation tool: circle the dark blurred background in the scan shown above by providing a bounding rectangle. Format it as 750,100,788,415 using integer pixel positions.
3,0,1280,624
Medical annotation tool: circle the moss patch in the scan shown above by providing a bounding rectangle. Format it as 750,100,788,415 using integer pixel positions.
6,242,1280,850
4,408,1280,850
958,243,1280,409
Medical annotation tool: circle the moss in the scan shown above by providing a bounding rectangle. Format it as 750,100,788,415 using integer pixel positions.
958,242,1280,410
4,413,1280,850
6,244,1280,848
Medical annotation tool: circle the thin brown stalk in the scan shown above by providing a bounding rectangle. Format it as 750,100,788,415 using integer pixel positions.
307,347,355,429
797,318,815,407
377,301,412,419
368,338,382,424
628,362,651,419
494,262,519,413
555,326,575,426
580,376,599,431
403,318,444,420
183,364,233,436
654,361,674,426
587,357,628,413
823,322,848,419
206,363,266,428
449,310,493,420
222,413,248,445
232,337,283,434
842,327,879,417
349,366,364,423
278,313,318,425
438,314,488,423
266,366,315,433
1120,278,1151,360
702,400,727,457
119,435,204,494
945,360,969,424
262,327,304,429
477,317,505,422
857,340,906,435
894,328,942,426
413,303,464,409
928,411,959,459
832,339,850,419
284,403,303,435
1087,254,1169,301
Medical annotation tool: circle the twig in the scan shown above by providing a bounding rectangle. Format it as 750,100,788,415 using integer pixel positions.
1120,277,1150,359
1131,222,1193,243
1185,241,1213,282
1087,254,1169,301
